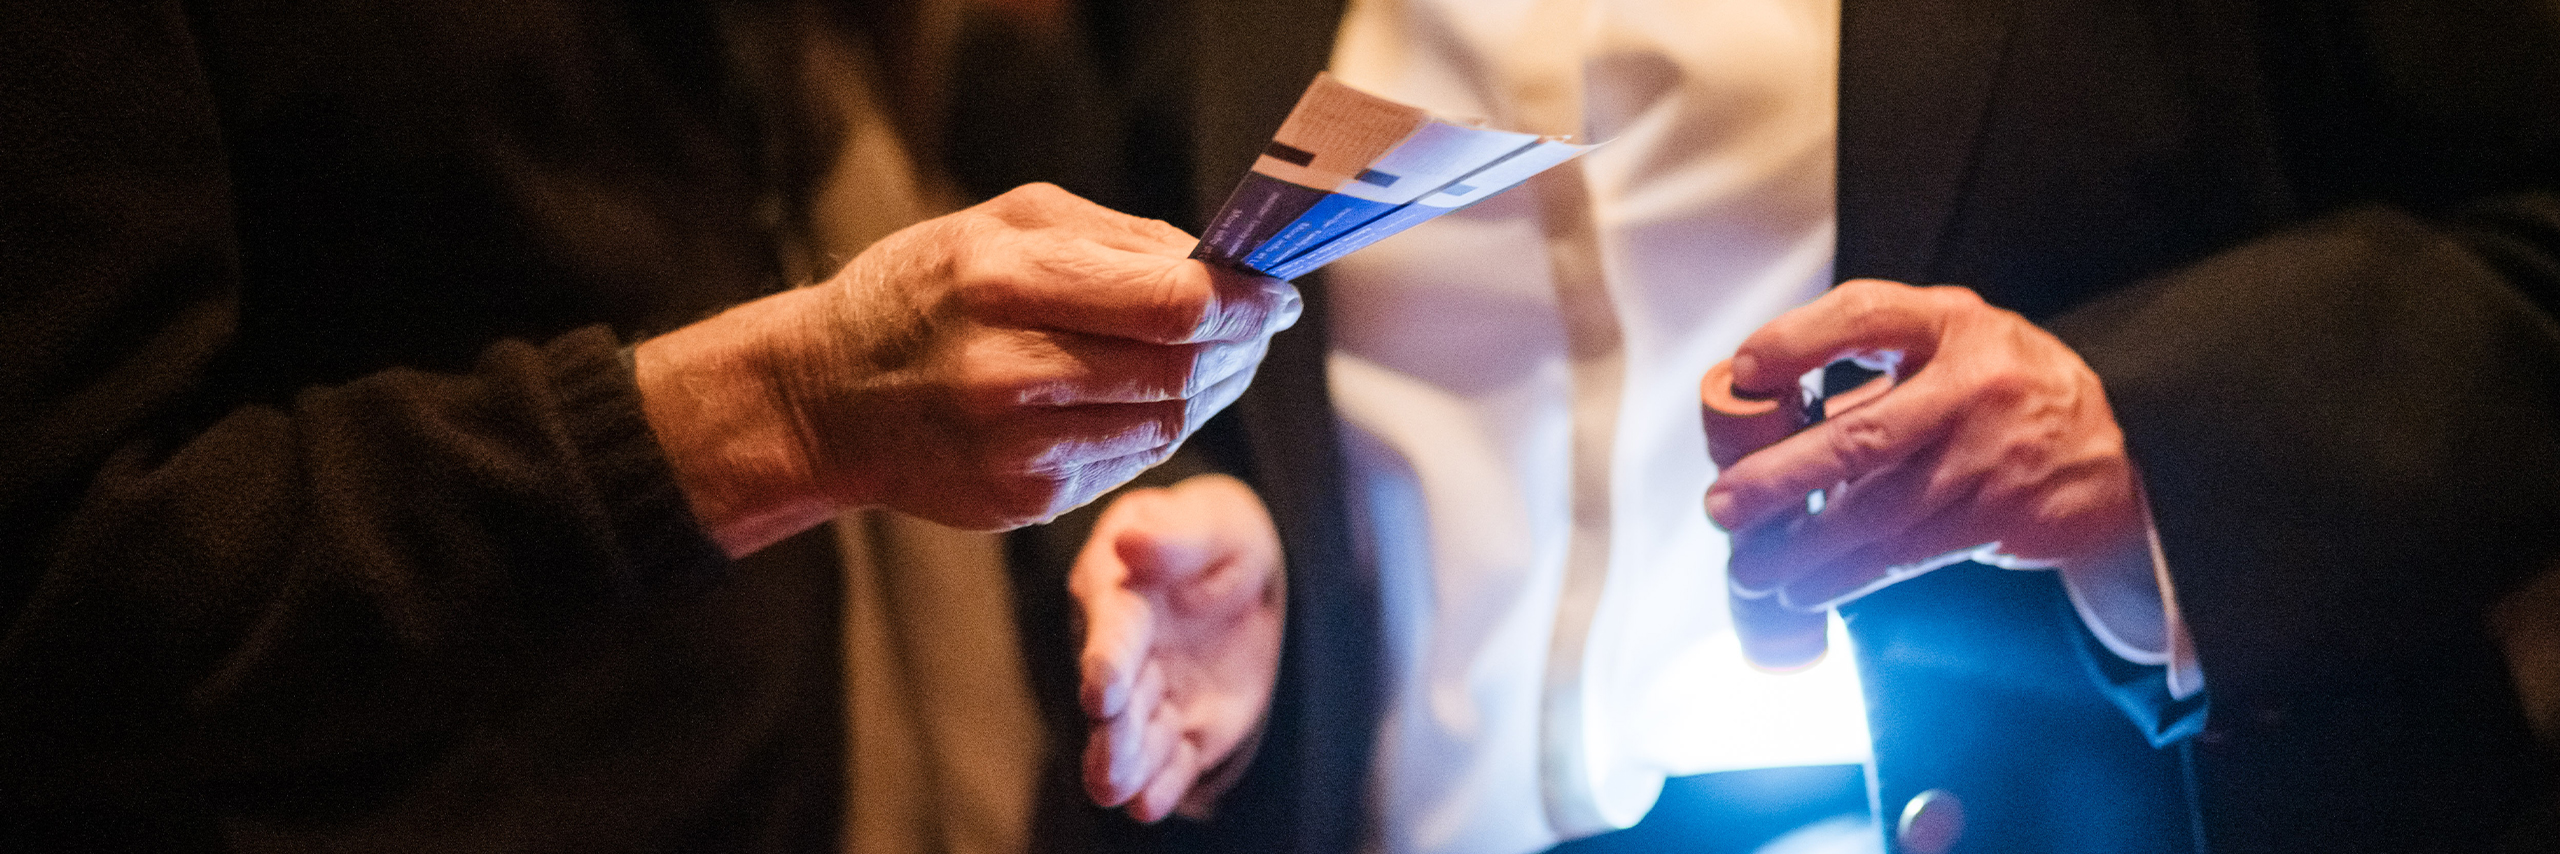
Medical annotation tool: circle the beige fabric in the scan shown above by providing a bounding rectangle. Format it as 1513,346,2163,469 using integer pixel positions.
791,9,1044,854
797,2,964,264
839,510,1044,854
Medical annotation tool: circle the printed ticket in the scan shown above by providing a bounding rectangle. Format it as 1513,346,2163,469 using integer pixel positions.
1193,73,1596,280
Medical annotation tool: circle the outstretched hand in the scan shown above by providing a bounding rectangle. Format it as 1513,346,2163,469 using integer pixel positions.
1705,279,2152,624
1071,473,1284,823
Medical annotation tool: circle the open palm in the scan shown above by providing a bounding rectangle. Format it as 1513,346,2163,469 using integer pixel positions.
1070,474,1285,822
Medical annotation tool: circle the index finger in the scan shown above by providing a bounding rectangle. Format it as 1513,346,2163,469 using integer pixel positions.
1725,279,1961,396
977,242,1303,345
979,182,1200,257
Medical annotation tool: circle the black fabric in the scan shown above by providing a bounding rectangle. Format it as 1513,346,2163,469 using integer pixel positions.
3,3,844,851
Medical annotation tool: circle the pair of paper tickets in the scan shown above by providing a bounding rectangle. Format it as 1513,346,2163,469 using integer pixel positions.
1193,73,1595,280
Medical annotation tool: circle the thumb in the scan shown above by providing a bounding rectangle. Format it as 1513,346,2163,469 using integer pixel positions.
1075,495,1166,719
1077,576,1155,719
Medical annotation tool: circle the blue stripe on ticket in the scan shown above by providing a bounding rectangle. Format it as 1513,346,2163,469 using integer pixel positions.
1238,193,1399,272
1265,200,1454,280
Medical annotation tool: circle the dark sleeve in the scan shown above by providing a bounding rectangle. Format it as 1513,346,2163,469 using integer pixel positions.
2049,193,2560,854
0,2,728,827
2052,197,2560,697
2036,5,2560,846
2033,0,2560,723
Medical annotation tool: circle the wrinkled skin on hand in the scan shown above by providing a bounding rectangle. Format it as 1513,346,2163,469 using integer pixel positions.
787,184,1298,528
1705,279,2150,614
1071,474,1283,823
639,183,1299,554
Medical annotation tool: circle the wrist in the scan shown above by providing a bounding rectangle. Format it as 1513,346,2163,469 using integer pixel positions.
635,290,842,557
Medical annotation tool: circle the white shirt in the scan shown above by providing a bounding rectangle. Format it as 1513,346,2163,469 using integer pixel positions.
1323,2,1869,853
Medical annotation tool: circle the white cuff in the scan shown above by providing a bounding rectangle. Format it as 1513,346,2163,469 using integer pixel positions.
2056,481,2203,700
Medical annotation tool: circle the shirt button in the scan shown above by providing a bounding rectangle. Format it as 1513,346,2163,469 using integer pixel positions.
1896,788,1965,854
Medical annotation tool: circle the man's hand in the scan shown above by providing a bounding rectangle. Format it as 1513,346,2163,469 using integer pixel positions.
636,184,1300,555
1072,474,1283,823
1705,279,2150,615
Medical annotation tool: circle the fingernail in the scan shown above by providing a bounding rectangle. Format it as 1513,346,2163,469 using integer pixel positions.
1729,354,1758,389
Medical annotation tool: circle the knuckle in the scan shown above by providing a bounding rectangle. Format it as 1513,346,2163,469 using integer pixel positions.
996,472,1074,524
1169,344,1209,399
978,183,1079,232
1836,277,1898,301
1146,266,1215,342
953,339,1041,408
1129,214,1192,245
1973,465,2035,515
1826,414,1899,472
946,249,1027,314
1973,366,2036,408
1145,400,1191,447
1017,429,1088,474
1835,285,1911,341
1923,283,1988,311
1990,437,2054,490
2029,486,2099,533
996,181,1070,211
1078,640,1122,678
953,202,1020,240
1136,439,1183,472
2005,494,2105,560
1833,280,1889,320
1010,180,1066,198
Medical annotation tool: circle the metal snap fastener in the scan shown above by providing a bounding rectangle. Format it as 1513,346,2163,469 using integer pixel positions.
1896,788,1965,854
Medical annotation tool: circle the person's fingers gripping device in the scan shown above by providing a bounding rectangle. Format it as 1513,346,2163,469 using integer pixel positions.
1701,359,1891,671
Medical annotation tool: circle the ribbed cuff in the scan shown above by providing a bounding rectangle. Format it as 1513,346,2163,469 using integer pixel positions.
544,325,730,594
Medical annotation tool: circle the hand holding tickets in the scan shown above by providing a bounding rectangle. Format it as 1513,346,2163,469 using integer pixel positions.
637,184,1299,555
